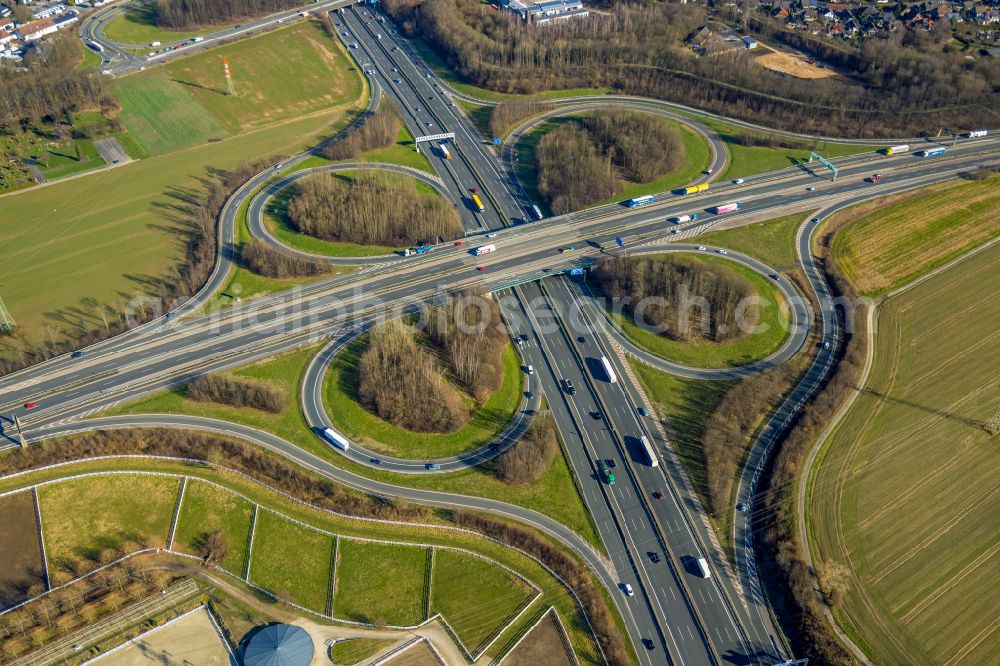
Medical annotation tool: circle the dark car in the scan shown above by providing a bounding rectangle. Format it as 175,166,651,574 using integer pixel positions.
648,551,660,563
637,406,649,417
370,458,382,465
426,463,441,471
71,351,83,358
606,459,616,469
592,411,603,420
652,490,664,501
736,502,748,512
642,638,655,651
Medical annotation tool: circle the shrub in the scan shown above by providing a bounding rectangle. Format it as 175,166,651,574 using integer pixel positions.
240,238,329,279
424,290,507,401
488,101,553,137
493,413,558,485
537,123,620,213
323,106,400,161
186,373,288,413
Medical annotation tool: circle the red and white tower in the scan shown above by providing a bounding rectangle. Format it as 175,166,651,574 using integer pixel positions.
223,57,235,96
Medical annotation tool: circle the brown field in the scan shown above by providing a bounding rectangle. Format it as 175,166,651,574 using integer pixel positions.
0,490,45,609
98,606,233,666
504,609,574,666
383,639,443,666
755,49,837,79
831,176,1000,295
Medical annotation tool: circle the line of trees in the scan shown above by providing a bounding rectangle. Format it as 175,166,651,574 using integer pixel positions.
239,238,330,279
357,321,469,432
593,255,756,343
382,0,997,136
535,110,684,212
492,413,558,485
286,172,462,247
323,106,400,161
0,68,113,128
154,0,302,31
425,290,507,402
699,366,795,517
186,372,288,413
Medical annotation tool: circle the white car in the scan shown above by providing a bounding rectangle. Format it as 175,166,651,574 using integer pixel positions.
807,186,817,191
623,584,635,597
718,249,728,255
697,246,707,251
487,233,497,238
733,178,744,184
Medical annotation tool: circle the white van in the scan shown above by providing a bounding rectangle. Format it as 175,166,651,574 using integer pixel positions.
696,557,711,579
526,365,534,375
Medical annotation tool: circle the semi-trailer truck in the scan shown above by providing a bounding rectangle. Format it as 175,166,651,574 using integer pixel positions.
884,144,909,156
682,183,710,195
696,557,711,578
474,244,496,256
966,130,988,138
711,202,741,214
439,144,451,160
599,356,617,383
640,435,658,467
598,459,616,485
471,193,485,212
670,214,697,224
322,428,350,451
919,147,946,157
626,195,654,207
404,245,435,257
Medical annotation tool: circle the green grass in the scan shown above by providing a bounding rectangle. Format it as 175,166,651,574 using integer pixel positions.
77,46,103,71
114,71,228,155
0,64,364,363
324,337,524,459
432,549,535,652
163,21,363,134
630,361,733,509
514,114,711,215
103,4,215,46
111,345,602,550
37,138,106,180
173,480,255,576
37,475,181,584
334,540,428,626
597,254,791,368
358,124,435,173
459,100,493,137
249,509,335,614
4,461,604,664
329,639,396,665
675,113,872,180
698,212,809,269
830,176,1000,296
807,241,1000,665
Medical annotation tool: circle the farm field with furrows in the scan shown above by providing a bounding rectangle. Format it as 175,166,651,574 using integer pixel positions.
808,241,1000,665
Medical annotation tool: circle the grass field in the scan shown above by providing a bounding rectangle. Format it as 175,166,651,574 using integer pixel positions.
0,39,364,364
830,175,1000,296
172,480,255,576
324,337,524,459
113,345,601,549
103,5,215,46
358,124,435,173
597,254,791,368
698,213,809,270
249,509,335,614
514,114,711,215
0,491,43,609
329,638,396,665
37,475,180,584
676,113,872,180
114,72,228,155
334,540,428,626
808,241,1000,665
431,550,535,652
163,22,362,134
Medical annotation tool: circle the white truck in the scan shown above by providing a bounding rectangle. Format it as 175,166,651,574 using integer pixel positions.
322,428,350,451
696,557,711,578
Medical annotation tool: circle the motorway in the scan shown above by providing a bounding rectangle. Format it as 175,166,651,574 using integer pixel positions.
2,3,997,664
